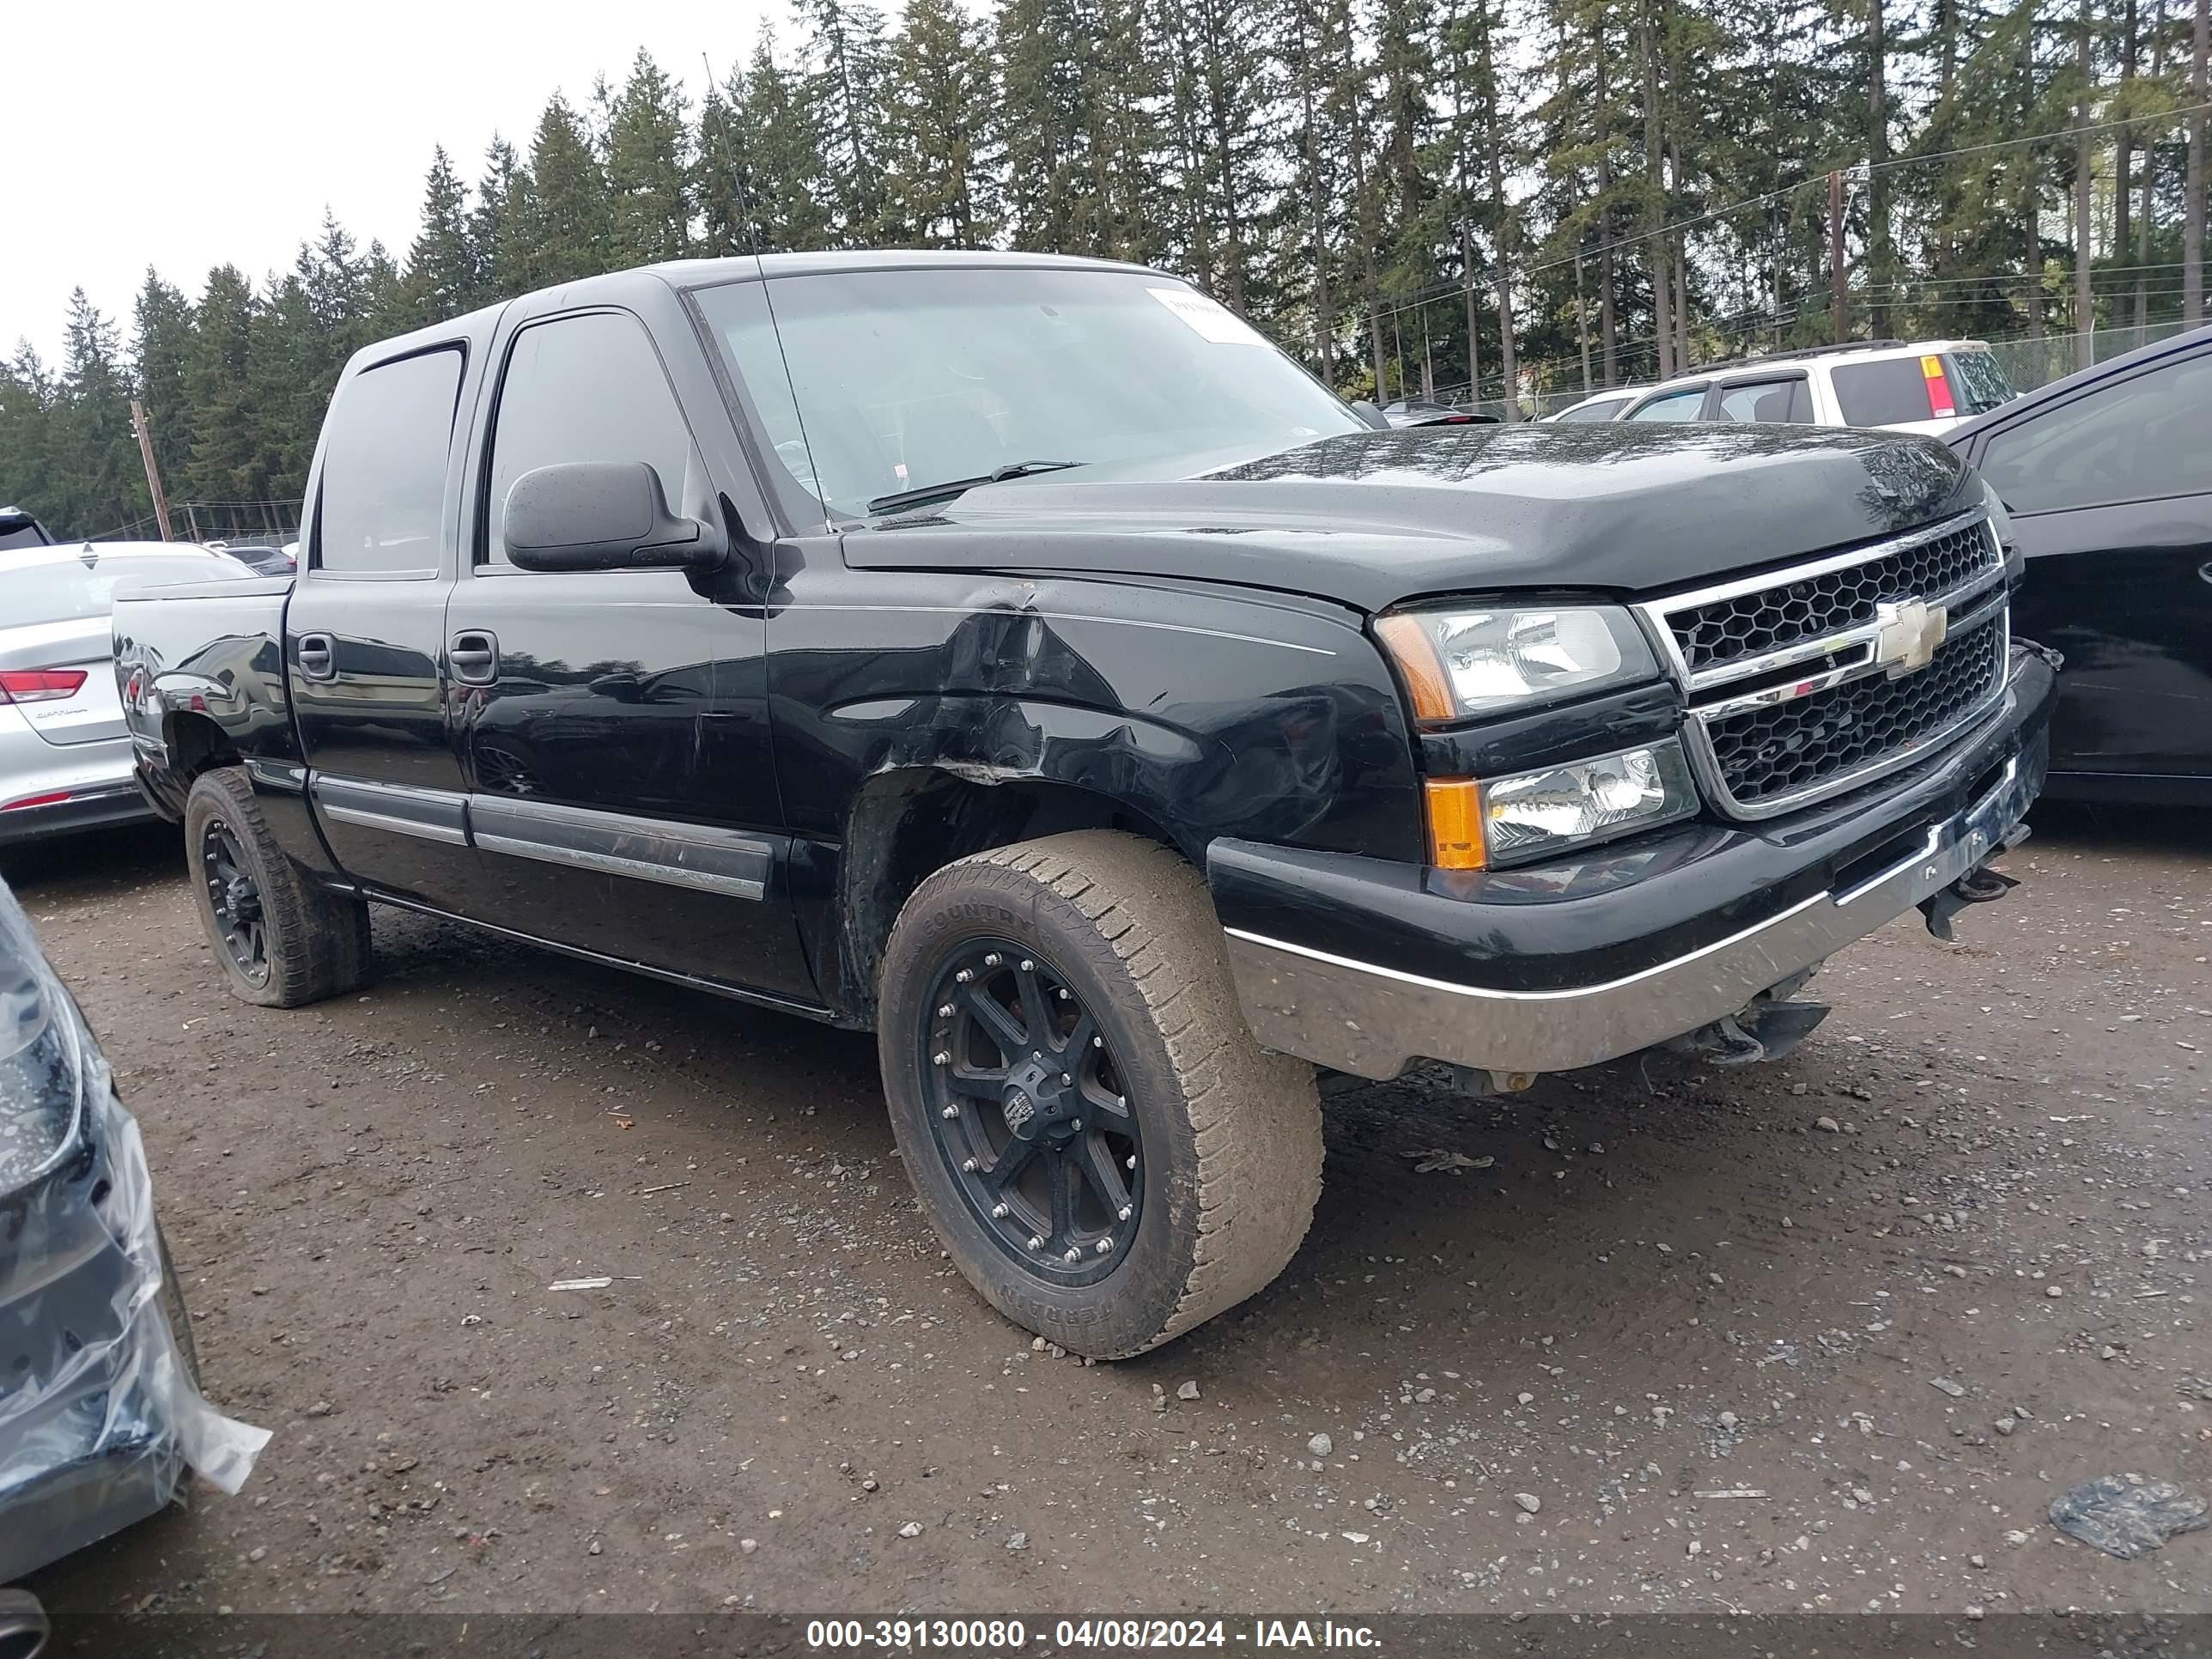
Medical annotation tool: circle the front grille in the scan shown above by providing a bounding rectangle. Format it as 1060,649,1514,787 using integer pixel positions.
1702,614,2006,809
1672,518,2001,675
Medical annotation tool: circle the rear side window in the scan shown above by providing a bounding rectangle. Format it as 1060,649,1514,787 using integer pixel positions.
4,554,241,623
1628,387,1705,422
1830,356,1960,426
1711,379,1812,423
1978,350,2212,514
317,348,464,575
1555,396,1630,423
483,312,697,564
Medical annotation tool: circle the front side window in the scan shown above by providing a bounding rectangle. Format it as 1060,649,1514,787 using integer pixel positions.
1627,387,1706,422
1979,351,2212,514
484,312,698,562
690,269,1364,520
1555,396,1630,423
1711,379,1812,423
317,349,463,574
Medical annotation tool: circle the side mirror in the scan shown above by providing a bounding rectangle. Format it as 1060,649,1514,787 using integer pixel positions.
1349,399,1392,431
504,462,728,574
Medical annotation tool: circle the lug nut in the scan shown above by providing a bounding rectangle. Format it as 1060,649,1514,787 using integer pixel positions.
938,1004,955,1018
1126,1154,1137,1170
991,1203,1009,1218
1117,1206,1132,1221
1063,1248,1081,1263
1060,1073,1072,1085
941,1104,959,1120
955,969,973,983
1092,1035,1103,1048
962,1158,978,1172
984,952,1001,967
1096,1238,1113,1255
933,1050,951,1066
1027,1235,1044,1250
1019,959,1034,972
1058,988,1070,1000
1070,1118,1083,1132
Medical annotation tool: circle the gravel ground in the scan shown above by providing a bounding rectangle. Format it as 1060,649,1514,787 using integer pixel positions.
6,807,2207,1625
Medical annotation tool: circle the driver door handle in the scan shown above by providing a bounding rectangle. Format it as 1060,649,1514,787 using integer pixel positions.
449,630,499,686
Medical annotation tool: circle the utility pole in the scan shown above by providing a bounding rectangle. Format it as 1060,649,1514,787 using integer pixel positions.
1460,219,1483,412
1829,169,1848,343
128,398,173,543
2075,0,2097,371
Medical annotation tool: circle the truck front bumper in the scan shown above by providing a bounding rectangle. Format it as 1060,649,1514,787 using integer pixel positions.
1210,646,2055,1081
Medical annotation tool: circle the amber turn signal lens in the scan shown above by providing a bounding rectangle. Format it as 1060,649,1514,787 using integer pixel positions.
1376,615,1457,722
1424,777,1486,870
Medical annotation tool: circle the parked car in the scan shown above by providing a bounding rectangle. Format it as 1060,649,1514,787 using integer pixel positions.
0,876,268,1603
114,252,2054,1358
0,507,55,550
1543,386,1650,423
1946,324,2212,805
1,542,259,847
1619,339,2017,436
1379,398,1494,428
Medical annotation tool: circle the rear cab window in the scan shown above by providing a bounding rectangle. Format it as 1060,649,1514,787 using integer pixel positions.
315,347,465,575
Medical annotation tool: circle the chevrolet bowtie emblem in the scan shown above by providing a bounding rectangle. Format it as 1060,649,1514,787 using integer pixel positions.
1873,598,1948,677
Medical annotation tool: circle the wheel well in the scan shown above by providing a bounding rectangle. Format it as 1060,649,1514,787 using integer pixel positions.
839,771,1182,1018
165,710,240,781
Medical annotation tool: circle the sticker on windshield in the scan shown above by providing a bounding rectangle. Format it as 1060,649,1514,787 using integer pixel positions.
1147,287,1269,346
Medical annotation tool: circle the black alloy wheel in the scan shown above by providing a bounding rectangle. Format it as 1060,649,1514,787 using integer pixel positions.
199,817,269,987
918,939,1142,1285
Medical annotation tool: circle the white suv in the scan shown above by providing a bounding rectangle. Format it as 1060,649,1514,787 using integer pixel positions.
1607,340,2017,436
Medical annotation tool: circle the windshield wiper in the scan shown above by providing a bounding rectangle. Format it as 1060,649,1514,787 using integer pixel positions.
867,459,1085,516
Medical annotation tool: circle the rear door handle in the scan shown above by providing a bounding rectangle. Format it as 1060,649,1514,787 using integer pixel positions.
295,632,335,681
449,630,499,685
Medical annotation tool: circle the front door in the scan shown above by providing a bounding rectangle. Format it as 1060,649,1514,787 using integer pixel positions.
447,303,813,1000
1972,342,2212,787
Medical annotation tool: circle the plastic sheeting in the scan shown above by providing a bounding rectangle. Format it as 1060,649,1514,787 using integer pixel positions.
0,880,270,1584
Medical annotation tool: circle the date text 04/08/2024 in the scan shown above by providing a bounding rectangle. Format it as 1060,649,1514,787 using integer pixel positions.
803,1619,1382,1650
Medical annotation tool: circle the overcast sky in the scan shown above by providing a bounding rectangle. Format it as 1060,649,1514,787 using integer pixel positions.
9,0,790,367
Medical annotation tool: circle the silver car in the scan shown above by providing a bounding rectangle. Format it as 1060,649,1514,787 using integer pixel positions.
2,542,254,848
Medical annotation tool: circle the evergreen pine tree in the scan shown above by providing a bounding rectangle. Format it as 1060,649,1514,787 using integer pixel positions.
526,92,614,283
404,146,479,325
605,50,694,264
884,0,996,246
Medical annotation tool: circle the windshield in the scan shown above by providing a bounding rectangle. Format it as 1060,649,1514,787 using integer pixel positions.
693,268,1364,520
3,553,236,624
1944,349,2015,416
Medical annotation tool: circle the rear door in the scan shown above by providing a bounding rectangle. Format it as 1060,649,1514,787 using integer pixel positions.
445,293,813,999
1963,340,2212,789
288,343,486,912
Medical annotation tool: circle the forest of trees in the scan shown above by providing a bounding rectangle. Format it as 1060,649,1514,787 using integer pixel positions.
3,0,2208,541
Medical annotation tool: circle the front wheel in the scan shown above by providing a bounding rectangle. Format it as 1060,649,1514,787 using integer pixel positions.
877,831,1322,1358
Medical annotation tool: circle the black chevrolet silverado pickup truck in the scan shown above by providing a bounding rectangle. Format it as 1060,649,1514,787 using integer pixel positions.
113,252,2055,1357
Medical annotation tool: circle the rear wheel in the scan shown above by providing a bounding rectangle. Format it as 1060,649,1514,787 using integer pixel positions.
184,766,369,1007
878,831,1322,1358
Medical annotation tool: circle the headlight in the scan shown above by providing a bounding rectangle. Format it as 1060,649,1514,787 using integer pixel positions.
1425,739,1700,870
0,967,78,1194
1376,605,1658,721
1981,480,2017,553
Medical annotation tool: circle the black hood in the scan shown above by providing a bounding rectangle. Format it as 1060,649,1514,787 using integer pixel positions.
842,422,1979,613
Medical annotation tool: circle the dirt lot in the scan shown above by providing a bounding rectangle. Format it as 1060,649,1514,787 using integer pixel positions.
8,807,2208,1626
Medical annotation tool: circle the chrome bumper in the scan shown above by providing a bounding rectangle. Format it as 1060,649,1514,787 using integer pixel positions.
1222,744,2042,1081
